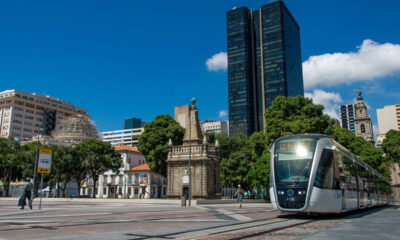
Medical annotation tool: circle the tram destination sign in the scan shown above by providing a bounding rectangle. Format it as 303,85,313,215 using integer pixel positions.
37,148,52,174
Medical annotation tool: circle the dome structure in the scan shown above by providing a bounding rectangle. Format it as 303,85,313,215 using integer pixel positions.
52,116,99,145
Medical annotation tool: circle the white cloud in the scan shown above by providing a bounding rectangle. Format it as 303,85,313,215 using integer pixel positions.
305,89,343,120
206,52,227,71
303,39,400,89
218,110,228,118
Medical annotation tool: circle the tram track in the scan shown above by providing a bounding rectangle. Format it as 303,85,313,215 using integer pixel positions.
124,217,315,240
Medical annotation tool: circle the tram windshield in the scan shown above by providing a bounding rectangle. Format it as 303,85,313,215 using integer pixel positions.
274,138,317,184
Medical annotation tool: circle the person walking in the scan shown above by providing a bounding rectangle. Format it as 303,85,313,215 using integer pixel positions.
19,178,33,210
235,184,244,208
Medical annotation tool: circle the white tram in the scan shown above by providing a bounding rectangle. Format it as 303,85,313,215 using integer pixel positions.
270,134,391,213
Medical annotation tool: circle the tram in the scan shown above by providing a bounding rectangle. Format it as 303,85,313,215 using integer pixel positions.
270,134,391,213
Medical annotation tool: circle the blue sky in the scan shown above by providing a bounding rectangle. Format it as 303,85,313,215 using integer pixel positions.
1,0,399,133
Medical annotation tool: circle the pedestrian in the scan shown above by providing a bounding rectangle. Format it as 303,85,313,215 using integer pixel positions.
19,178,33,210
235,184,244,208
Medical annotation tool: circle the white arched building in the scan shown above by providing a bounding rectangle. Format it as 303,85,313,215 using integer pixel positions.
80,145,167,199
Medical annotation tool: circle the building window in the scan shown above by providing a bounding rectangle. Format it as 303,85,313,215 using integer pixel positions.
361,124,366,133
103,187,107,195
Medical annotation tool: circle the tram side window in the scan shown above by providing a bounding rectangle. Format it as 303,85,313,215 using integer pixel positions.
314,149,335,189
367,171,374,194
341,156,357,191
358,167,369,193
374,175,379,194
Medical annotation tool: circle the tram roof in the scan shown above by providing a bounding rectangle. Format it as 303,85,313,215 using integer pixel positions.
275,134,331,141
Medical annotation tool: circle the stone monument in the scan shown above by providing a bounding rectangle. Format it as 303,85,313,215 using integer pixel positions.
167,99,220,199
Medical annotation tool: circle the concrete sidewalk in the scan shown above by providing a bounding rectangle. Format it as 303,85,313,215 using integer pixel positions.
0,197,268,205
303,207,400,240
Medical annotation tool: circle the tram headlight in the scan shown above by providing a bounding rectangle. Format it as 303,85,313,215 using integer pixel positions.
277,190,285,195
298,190,306,195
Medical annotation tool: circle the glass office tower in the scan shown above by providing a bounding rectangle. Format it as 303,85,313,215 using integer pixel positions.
124,117,142,129
339,104,356,134
227,1,304,136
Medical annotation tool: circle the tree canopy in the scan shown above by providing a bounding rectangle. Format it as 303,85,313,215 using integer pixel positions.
219,132,270,190
382,130,400,163
330,126,389,178
138,114,185,176
75,139,121,198
0,137,122,197
265,95,336,145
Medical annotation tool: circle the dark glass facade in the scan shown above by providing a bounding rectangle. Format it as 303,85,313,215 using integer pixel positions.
339,104,356,133
227,1,304,136
124,117,142,129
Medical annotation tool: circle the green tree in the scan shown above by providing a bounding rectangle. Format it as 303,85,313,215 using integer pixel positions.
220,148,253,189
0,137,21,196
381,130,400,179
265,95,336,146
382,130,400,163
50,145,75,197
218,133,270,190
217,134,247,160
330,126,390,178
138,115,185,176
217,134,247,186
204,132,217,145
75,139,121,198
14,141,44,196
247,132,270,189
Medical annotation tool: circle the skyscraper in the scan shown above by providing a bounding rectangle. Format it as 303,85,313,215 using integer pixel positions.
124,117,142,129
227,0,304,136
339,104,356,133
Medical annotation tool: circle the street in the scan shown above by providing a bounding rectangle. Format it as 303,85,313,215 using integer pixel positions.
0,199,398,240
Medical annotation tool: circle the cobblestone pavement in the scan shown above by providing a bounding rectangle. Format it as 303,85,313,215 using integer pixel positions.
0,199,395,240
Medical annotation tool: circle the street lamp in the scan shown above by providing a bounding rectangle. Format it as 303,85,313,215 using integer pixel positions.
188,98,196,207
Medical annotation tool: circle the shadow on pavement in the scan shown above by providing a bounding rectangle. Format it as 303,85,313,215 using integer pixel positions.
277,205,389,220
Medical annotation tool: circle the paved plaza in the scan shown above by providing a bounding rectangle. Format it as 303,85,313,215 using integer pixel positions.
0,199,398,240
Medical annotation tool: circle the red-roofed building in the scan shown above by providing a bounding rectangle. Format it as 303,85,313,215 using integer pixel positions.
124,163,167,199
81,146,167,199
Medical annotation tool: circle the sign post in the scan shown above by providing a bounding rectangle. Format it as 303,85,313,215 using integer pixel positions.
37,148,52,210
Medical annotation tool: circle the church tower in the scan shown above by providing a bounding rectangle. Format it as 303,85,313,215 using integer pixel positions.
354,90,374,144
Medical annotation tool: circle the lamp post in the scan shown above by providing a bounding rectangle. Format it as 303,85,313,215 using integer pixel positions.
33,134,40,198
188,98,196,207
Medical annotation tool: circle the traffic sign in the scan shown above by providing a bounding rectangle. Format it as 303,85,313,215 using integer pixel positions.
37,148,52,174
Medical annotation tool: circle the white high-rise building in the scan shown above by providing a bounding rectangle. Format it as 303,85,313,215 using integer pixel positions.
101,128,144,146
376,104,400,146
0,89,88,140
201,121,228,135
